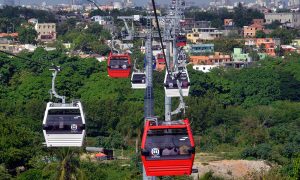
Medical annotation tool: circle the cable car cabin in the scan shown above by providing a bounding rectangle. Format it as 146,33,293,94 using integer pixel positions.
141,119,195,176
131,72,146,89
144,56,156,70
164,70,190,97
157,53,165,64
176,34,187,47
43,102,86,147
107,52,131,78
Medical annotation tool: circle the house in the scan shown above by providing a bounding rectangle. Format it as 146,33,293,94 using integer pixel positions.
189,52,231,65
28,18,38,25
91,16,113,26
224,19,234,26
34,23,56,42
193,64,219,73
187,28,223,43
185,44,214,55
0,39,19,53
180,18,211,32
232,48,251,62
232,48,268,62
291,38,300,48
243,23,265,38
252,19,264,25
244,38,279,56
281,45,297,53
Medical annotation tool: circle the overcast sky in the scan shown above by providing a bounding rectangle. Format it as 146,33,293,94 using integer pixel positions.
1,0,207,6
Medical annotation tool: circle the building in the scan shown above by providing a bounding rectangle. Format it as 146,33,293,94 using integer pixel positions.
244,38,279,56
187,28,223,43
193,64,219,73
243,23,265,38
281,45,297,53
91,16,113,26
232,48,251,62
189,52,231,65
252,19,264,25
288,0,300,8
224,19,234,26
265,13,300,28
292,38,300,47
34,23,56,42
185,44,214,55
181,19,211,32
3,0,14,6
28,18,38,25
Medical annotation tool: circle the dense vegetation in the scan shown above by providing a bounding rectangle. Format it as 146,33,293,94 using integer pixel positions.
0,47,299,179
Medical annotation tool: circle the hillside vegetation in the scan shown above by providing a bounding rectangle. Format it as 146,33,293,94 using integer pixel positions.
0,49,299,179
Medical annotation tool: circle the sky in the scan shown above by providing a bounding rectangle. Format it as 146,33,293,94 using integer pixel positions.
1,0,206,6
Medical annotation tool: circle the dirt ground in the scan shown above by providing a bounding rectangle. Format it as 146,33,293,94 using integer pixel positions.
192,153,272,179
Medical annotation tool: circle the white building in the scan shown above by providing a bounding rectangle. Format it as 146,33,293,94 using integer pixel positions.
193,65,219,73
28,18,38,25
265,13,300,28
288,0,300,8
34,23,56,42
91,16,113,26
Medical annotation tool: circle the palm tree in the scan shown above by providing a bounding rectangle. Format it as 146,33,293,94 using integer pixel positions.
43,148,85,180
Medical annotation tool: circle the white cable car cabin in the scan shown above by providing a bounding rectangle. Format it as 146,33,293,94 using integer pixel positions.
43,101,86,147
164,69,190,97
131,72,146,89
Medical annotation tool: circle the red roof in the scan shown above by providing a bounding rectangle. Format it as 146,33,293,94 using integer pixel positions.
0,33,18,38
95,153,107,157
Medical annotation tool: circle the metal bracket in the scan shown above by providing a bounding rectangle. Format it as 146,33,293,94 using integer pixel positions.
49,66,66,104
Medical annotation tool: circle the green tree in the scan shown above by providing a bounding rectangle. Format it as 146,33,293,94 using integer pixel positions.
256,30,266,38
18,25,37,44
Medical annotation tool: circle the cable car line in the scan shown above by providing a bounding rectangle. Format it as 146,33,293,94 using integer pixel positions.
151,0,171,75
0,49,50,67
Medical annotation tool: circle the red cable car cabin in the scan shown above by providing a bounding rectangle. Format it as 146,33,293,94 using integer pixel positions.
176,34,187,47
107,52,131,78
141,119,195,176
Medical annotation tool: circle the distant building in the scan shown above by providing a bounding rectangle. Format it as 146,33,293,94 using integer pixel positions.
288,0,300,8
265,12,300,28
3,0,14,6
185,44,214,55
187,28,223,43
224,19,234,26
252,19,264,25
232,48,252,62
189,52,231,65
28,18,38,25
0,38,18,53
292,38,300,47
181,19,211,32
91,16,113,26
281,45,297,53
243,23,265,38
35,23,56,42
193,64,219,73
244,38,279,56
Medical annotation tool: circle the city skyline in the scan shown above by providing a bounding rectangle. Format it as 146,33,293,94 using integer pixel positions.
0,0,225,6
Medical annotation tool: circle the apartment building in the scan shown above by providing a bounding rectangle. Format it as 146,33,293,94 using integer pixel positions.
265,13,300,28
35,23,56,42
